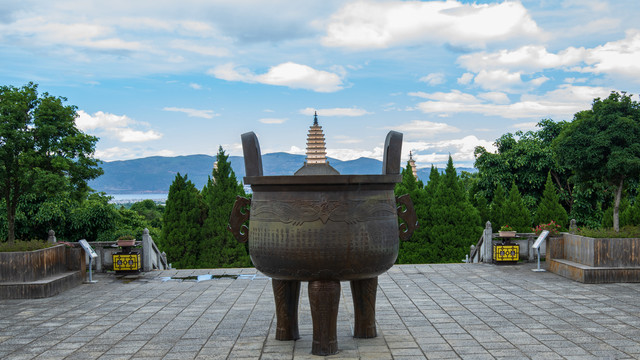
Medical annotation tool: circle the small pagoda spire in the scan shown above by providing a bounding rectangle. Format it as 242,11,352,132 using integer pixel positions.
313,111,318,126
409,151,417,179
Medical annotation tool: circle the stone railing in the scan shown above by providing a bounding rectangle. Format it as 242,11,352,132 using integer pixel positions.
86,228,168,272
468,221,548,263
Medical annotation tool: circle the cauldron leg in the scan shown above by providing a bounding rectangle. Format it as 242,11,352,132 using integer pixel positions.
272,279,301,340
308,280,340,356
350,277,378,338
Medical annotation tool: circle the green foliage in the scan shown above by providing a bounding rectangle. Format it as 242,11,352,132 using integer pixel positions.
577,226,640,239
503,182,532,232
555,91,640,231
68,193,119,242
426,156,482,263
395,162,430,264
0,240,55,252
534,172,569,229
130,199,164,229
621,195,640,226
161,173,203,269
199,147,250,268
489,183,508,229
0,83,102,243
474,119,571,212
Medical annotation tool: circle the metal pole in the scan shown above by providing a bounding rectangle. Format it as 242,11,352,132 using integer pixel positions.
87,256,98,283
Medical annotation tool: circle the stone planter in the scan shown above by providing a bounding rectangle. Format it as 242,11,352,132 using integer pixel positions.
499,231,516,237
547,234,640,283
0,244,84,299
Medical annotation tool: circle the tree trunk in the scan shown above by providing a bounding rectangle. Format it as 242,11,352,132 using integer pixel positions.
613,177,624,232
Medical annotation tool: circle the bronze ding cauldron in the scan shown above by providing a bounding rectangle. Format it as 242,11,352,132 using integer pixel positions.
228,131,417,356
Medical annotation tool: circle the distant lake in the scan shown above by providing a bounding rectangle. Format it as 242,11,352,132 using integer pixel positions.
109,193,168,204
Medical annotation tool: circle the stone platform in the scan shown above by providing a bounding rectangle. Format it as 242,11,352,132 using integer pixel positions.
1,263,640,359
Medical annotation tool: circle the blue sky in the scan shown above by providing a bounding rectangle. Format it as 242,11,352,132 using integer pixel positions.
2,0,639,169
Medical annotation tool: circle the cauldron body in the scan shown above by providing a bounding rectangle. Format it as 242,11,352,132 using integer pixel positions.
245,175,401,281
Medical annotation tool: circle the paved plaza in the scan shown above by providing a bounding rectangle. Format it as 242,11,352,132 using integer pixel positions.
1,263,640,359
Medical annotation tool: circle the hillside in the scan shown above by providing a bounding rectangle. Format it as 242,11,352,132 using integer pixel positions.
89,154,475,194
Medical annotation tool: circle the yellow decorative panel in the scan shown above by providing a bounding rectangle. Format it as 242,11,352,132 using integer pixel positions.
113,253,141,271
494,245,519,262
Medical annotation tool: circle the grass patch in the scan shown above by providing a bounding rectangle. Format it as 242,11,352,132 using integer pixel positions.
0,240,55,252
577,226,640,238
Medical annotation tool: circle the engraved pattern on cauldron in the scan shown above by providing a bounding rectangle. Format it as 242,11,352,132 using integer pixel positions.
250,198,396,225
248,219,398,280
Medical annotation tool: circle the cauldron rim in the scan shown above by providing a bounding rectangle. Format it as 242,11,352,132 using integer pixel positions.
244,174,402,186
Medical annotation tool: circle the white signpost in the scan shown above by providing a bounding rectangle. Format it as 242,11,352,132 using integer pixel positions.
531,230,549,272
78,239,98,283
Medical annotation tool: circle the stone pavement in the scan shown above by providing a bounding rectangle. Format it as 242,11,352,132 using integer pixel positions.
1,263,640,360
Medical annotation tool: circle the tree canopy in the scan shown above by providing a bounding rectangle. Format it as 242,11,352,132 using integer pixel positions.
0,83,102,243
554,91,640,231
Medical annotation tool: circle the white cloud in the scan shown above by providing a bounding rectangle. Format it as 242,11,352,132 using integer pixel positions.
477,92,510,104
208,62,344,92
322,0,540,50
392,120,460,138
579,29,640,78
457,72,474,85
419,72,445,86
409,89,481,104
189,83,202,90
327,147,384,161
170,39,230,57
300,107,371,117
259,118,287,124
473,69,523,91
333,135,362,144
458,45,585,73
76,110,162,143
457,30,640,83
405,135,496,167
163,107,218,119
415,85,611,119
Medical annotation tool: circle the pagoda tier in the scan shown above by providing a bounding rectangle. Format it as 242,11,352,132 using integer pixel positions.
305,112,328,164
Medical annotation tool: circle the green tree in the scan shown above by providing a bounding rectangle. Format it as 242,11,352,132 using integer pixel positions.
534,172,569,229
489,182,508,229
199,146,250,268
130,199,164,229
427,156,481,262
474,119,571,212
395,162,429,264
503,182,532,232
162,173,203,269
68,193,119,242
0,83,102,243
554,91,640,231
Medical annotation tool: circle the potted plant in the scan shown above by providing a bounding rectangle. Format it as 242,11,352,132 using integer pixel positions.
499,225,516,237
116,235,136,247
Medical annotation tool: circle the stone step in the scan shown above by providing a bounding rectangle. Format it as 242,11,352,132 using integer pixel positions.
0,271,83,299
548,258,640,283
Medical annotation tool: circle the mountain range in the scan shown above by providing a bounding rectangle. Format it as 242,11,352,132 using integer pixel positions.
88,153,476,194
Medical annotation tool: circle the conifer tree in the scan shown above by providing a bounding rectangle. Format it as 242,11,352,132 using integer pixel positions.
490,182,508,229
395,162,429,264
161,173,203,269
199,146,250,268
504,182,532,232
534,172,569,229
427,156,481,262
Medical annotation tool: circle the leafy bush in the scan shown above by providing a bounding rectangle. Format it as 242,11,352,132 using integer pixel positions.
577,226,640,238
0,240,55,252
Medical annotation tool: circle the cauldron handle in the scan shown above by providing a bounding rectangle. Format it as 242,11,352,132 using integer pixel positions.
396,194,418,241
382,131,403,175
228,196,251,243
